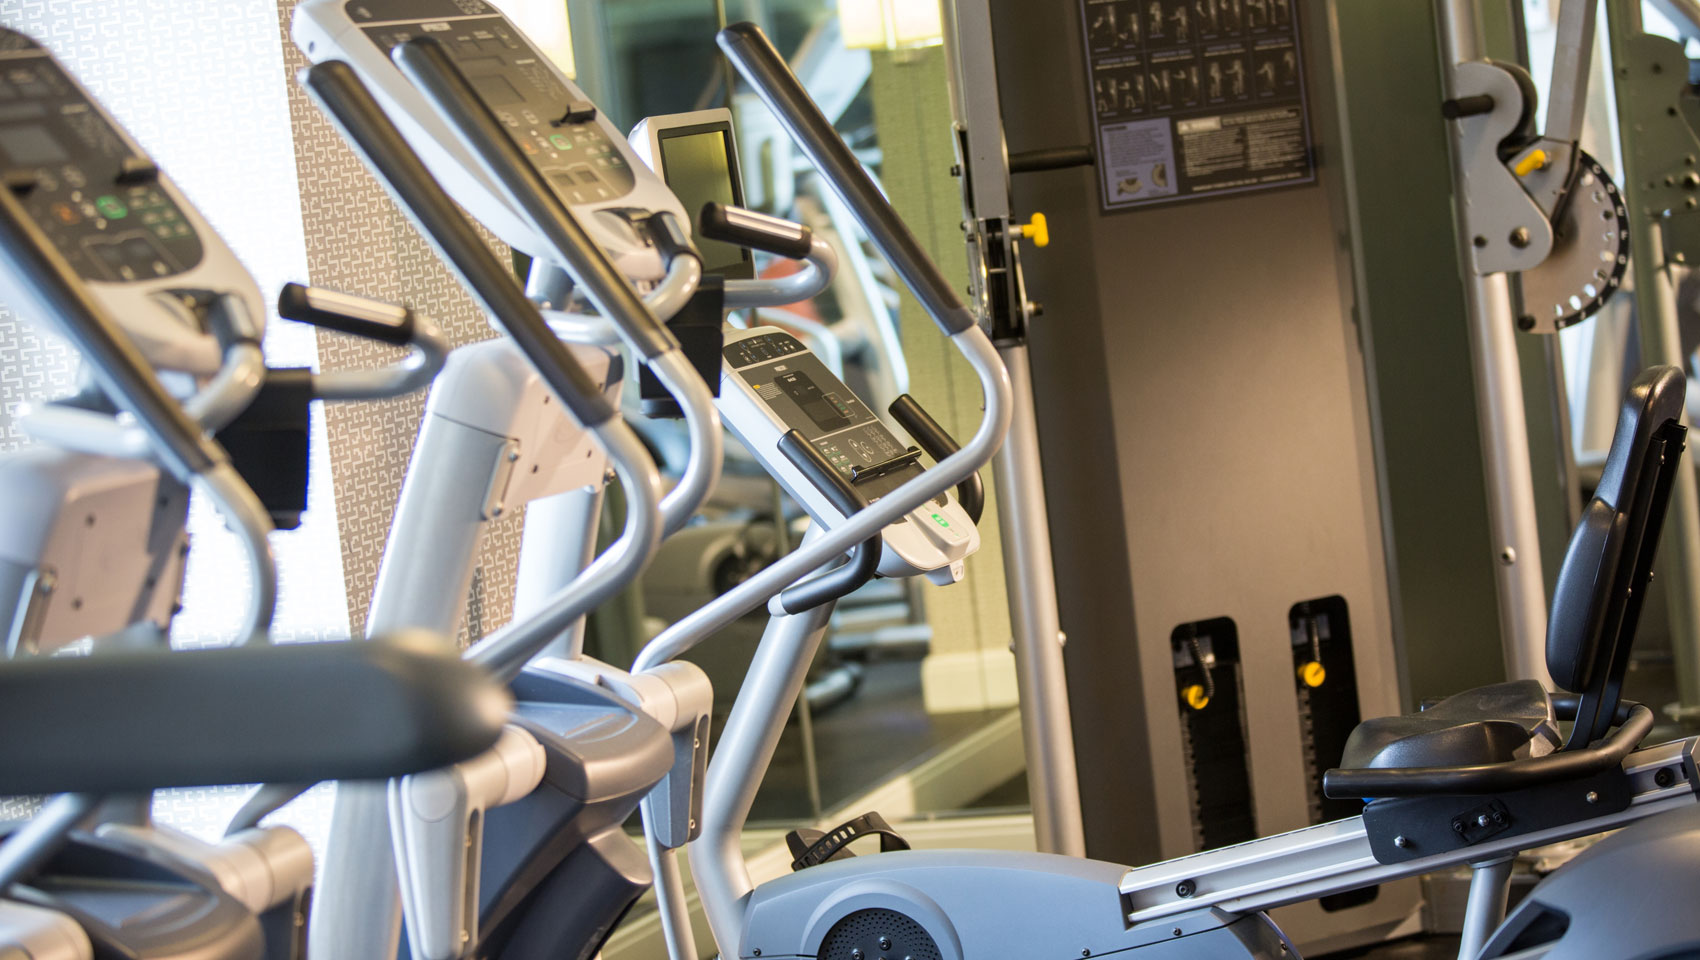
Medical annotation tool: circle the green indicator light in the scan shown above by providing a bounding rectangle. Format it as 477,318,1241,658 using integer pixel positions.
931,513,950,528
549,134,572,150
94,195,127,220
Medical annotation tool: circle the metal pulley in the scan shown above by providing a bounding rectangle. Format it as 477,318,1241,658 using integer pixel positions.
1516,151,1631,333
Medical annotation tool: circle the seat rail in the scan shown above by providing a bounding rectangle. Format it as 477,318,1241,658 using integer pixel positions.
1119,736,1699,925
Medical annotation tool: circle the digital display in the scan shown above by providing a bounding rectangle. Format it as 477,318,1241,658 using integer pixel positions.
469,72,523,106
0,123,65,166
777,370,852,431
657,127,750,277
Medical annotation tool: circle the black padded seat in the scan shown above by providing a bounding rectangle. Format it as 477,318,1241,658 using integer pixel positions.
0,631,509,795
1326,366,1685,800
1337,680,1559,770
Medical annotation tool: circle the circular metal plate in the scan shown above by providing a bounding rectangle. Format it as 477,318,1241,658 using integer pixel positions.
818,908,943,960
1517,152,1630,334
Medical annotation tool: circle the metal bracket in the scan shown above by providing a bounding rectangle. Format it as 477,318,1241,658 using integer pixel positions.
1452,60,1554,274
5,567,55,658
1360,769,1633,865
1617,32,1700,263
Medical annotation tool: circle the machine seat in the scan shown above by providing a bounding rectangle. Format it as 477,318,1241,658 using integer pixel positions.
1337,679,1558,771
1326,366,1684,800
0,631,509,796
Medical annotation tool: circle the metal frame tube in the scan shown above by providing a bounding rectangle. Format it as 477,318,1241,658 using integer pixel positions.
689,599,837,957
993,343,1086,857
465,420,662,683
1457,856,1514,960
1437,1,1552,685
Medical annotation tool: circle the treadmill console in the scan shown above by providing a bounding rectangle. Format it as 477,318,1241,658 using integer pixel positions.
719,326,977,585
0,29,260,376
294,0,687,281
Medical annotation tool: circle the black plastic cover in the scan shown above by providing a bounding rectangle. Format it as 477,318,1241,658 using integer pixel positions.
0,633,508,794
215,368,311,530
1337,679,1556,771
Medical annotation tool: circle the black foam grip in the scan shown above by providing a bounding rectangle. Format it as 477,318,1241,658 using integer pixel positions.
888,393,983,524
717,23,974,336
0,634,508,794
699,202,812,259
301,60,615,428
277,282,414,346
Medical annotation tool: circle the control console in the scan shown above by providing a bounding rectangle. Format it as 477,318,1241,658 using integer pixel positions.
293,0,688,282
719,326,977,585
0,29,262,376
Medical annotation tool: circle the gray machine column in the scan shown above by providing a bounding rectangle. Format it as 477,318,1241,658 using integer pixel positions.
1436,0,1552,688
942,0,1087,858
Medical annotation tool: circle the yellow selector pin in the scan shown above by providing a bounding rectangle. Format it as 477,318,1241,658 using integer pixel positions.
1183,684,1211,710
1513,149,1549,178
1019,212,1049,248
1298,661,1327,688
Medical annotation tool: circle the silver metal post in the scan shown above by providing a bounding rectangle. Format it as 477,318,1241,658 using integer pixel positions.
1437,0,1552,685
993,343,1086,856
690,581,836,957
1456,855,1515,960
940,0,1088,853
516,485,604,659
0,793,98,891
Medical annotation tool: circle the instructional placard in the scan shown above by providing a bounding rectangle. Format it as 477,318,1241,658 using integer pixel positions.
1078,0,1316,212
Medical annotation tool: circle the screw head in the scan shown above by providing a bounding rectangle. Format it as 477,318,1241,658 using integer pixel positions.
1499,547,1517,565
879,936,893,950
1509,226,1531,248
1394,835,1411,848
1172,928,1184,937
1477,813,1492,827
1585,790,1600,804
1656,766,1678,788
1176,879,1196,898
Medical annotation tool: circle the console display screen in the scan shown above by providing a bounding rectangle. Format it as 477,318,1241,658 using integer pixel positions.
0,123,65,166
657,126,751,278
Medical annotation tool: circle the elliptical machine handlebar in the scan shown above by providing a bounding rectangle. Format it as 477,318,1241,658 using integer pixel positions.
630,21,1012,673
277,283,452,402
390,37,679,363
387,37,722,539
301,60,616,430
716,22,976,338
299,59,667,684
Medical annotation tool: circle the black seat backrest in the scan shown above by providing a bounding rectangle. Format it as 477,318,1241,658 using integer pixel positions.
1547,365,1686,748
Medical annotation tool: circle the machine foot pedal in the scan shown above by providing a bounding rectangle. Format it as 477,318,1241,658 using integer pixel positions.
786,812,910,871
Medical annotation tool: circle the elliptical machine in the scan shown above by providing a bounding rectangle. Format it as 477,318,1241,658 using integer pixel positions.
0,26,508,960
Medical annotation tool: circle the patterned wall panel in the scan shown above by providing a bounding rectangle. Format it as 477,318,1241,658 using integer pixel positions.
0,0,346,833
273,0,524,642
0,0,351,653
